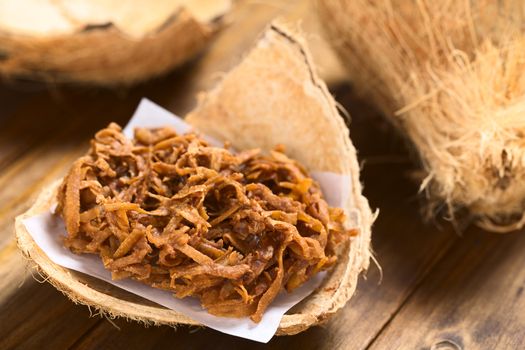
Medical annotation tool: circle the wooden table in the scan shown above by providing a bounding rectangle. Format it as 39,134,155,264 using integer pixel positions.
1,2,525,349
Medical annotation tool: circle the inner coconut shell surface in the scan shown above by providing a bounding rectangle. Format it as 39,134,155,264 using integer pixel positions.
15,23,373,335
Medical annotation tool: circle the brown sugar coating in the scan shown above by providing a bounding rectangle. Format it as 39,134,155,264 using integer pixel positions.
56,123,355,322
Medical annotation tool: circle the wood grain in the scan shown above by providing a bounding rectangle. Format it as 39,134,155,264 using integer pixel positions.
0,1,521,349
370,226,525,349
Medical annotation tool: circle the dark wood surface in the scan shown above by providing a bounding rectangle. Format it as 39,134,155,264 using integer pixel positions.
1,2,523,349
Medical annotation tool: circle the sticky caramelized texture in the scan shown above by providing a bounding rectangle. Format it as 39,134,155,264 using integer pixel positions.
56,123,355,322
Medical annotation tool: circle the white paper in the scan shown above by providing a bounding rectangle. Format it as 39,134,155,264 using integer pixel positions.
22,98,352,343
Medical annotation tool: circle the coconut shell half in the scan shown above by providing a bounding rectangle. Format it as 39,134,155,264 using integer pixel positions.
0,0,231,84
15,22,373,336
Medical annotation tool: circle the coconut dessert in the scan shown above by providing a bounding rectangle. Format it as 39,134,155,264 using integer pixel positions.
56,122,355,323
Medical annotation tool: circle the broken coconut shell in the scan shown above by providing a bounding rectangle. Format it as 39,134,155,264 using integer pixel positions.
15,23,373,335
0,0,231,85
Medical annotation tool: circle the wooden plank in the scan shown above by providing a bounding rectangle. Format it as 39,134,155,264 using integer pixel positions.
0,79,41,122
0,242,100,350
0,1,480,349
0,104,105,350
0,100,106,349
369,224,525,349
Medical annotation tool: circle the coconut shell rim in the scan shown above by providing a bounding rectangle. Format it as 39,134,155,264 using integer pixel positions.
0,4,231,84
0,2,230,40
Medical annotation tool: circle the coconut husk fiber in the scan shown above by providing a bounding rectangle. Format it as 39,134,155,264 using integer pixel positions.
0,0,231,85
319,0,525,232
14,22,373,335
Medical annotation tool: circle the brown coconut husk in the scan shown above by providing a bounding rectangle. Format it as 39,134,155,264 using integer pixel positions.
14,23,373,335
0,0,231,85
319,0,525,232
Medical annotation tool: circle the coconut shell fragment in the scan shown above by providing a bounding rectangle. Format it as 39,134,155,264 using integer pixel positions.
319,0,525,232
15,23,373,335
0,0,231,84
